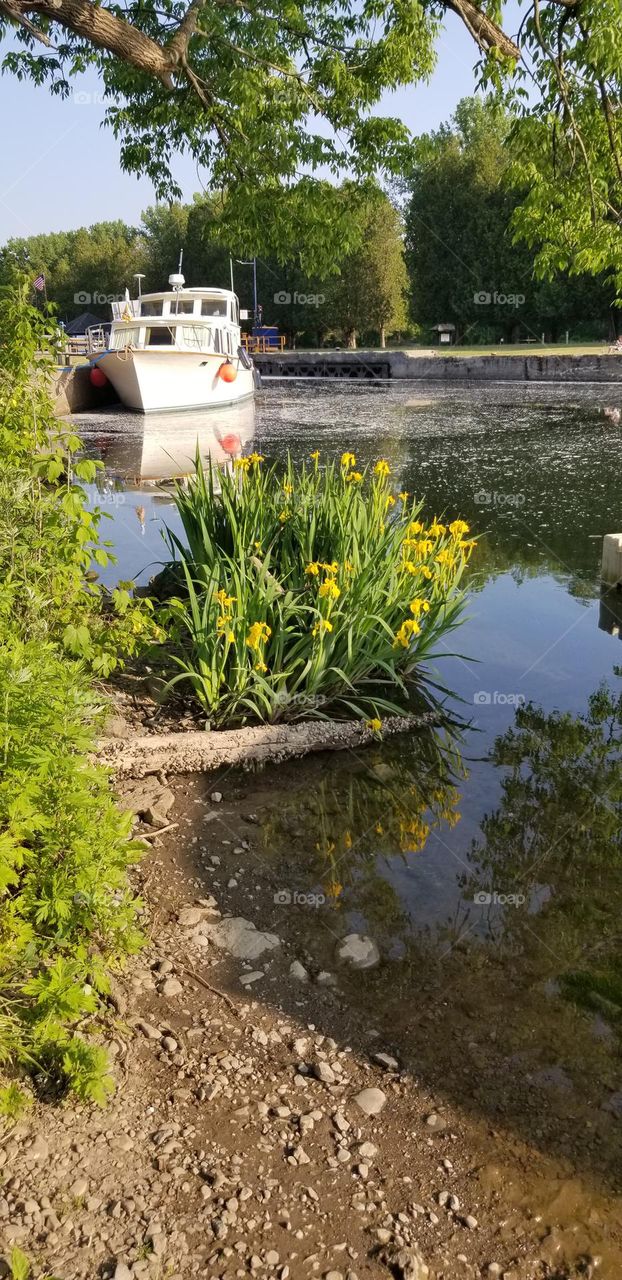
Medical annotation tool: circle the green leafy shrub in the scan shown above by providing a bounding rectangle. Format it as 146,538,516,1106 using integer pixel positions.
0,275,153,1103
163,450,475,724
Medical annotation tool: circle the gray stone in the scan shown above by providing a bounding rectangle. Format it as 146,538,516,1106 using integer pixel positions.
289,960,309,982
374,1052,399,1071
389,1246,430,1279
239,970,265,985
160,977,183,998
28,1136,49,1161
353,1087,386,1116
114,1264,133,1280
336,933,380,970
313,1061,336,1085
202,917,281,960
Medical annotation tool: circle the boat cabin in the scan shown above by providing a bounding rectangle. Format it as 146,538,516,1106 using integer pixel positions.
109,287,241,357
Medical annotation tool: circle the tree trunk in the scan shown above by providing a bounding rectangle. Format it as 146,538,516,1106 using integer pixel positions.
380,325,386,349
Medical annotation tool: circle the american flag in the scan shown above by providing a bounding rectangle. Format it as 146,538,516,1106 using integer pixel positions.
33,273,45,292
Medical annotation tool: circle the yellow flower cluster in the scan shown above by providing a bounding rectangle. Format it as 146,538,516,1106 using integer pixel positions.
246,621,271,652
449,519,469,537
215,587,236,642
399,815,431,853
366,717,382,732
319,579,340,600
341,451,356,468
345,470,363,484
310,450,320,462
393,617,421,648
374,459,390,479
409,598,430,618
311,618,333,637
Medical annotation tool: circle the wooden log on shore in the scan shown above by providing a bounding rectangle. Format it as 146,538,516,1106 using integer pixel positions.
97,710,440,778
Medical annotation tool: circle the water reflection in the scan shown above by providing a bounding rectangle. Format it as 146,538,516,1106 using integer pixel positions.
90,400,255,487
262,724,467,942
82,401,255,584
464,676,622,1032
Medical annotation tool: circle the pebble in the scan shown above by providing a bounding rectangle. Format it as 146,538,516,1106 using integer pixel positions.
463,1214,478,1229
289,960,309,982
373,1052,399,1071
160,977,183,998
314,1061,336,1085
240,970,265,985
28,1136,49,1161
425,1112,446,1132
210,791,223,803
353,1087,386,1116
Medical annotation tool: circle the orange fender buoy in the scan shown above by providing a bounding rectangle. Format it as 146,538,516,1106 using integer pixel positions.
218,360,237,383
220,433,241,454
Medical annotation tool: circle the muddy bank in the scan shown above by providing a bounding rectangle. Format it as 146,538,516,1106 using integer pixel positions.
3,757,620,1280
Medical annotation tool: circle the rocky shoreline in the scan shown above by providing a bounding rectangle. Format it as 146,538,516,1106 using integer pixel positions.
1,769,618,1280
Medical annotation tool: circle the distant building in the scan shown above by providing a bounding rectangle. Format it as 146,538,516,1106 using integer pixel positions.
64,311,104,336
431,322,456,346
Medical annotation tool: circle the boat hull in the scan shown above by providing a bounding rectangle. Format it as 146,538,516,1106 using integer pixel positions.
95,349,255,413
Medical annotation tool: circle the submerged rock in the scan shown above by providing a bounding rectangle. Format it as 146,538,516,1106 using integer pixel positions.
336,933,380,970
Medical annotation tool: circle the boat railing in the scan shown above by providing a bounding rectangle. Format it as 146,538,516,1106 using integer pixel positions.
242,335,287,354
85,325,109,353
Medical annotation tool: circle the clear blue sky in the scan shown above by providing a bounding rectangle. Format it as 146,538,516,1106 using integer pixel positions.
0,4,521,242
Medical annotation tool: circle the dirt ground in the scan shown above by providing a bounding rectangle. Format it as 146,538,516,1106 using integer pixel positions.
1,762,621,1280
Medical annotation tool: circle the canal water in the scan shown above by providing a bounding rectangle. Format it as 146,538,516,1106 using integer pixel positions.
74,380,622,1271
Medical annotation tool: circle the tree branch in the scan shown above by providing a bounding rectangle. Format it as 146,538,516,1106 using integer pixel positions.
444,0,520,59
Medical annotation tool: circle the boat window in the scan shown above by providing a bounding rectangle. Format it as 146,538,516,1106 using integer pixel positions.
146,327,174,346
111,326,140,349
182,325,212,351
213,328,223,353
141,301,162,316
226,330,234,355
170,299,196,315
201,298,228,317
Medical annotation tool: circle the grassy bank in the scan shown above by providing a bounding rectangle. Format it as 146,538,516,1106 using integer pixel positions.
0,278,159,1109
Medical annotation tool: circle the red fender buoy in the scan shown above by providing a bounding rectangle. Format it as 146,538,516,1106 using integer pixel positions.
218,360,237,383
220,433,241,455
89,366,108,388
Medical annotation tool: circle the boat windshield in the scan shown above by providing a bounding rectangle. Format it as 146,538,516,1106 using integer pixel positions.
201,298,228,317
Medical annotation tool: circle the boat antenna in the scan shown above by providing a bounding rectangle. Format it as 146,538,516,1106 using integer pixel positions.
168,248,185,314
133,273,145,305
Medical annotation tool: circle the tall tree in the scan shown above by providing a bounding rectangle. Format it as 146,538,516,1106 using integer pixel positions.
403,98,613,343
1,0,622,288
325,189,407,348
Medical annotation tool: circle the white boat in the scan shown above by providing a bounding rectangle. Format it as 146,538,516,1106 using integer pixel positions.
92,273,256,414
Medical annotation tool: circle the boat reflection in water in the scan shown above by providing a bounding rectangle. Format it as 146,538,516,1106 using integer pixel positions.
92,399,256,492
84,400,256,584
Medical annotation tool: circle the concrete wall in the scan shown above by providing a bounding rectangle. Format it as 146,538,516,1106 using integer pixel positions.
52,365,118,416
255,349,622,383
